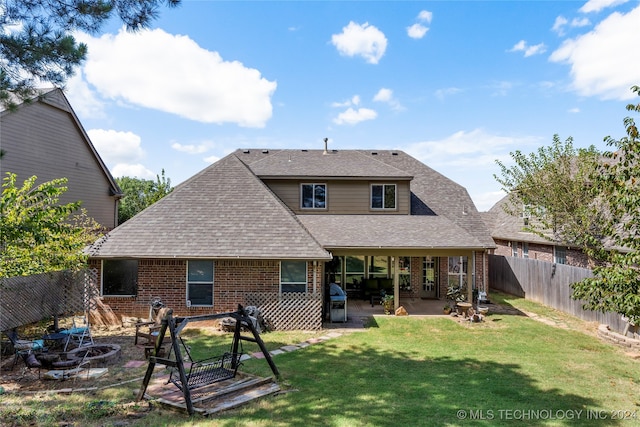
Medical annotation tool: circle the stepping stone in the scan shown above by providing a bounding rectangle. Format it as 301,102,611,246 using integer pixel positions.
281,345,300,352
251,352,265,359
325,332,343,338
239,354,252,361
297,342,311,348
269,349,285,356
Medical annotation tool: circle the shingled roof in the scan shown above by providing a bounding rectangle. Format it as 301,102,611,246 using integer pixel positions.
89,148,495,259
90,154,330,259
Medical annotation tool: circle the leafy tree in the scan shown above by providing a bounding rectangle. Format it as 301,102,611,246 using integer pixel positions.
116,169,172,224
494,135,604,254
571,85,640,325
0,0,180,109
0,173,103,278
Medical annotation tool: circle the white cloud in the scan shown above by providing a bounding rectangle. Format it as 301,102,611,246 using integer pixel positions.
64,72,105,119
331,95,361,108
435,87,463,100
88,129,144,165
407,10,432,39
580,0,629,13
76,27,276,127
550,5,640,100
404,128,541,169
404,129,542,211
373,88,403,111
552,15,591,36
407,23,428,39
331,21,387,64
552,16,569,35
373,88,392,103
204,155,221,164
333,107,377,125
509,40,547,57
568,107,581,113
111,163,156,179
171,141,213,154
417,10,433,24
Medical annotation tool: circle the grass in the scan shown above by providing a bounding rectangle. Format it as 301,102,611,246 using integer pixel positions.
2,294,640,426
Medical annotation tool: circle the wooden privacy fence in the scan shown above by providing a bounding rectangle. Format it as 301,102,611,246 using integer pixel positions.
245,292,322,331
0,269,99,331
489,255,628,334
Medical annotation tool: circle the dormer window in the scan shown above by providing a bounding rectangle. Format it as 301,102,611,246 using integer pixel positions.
301,183,326,209
371,184,396,210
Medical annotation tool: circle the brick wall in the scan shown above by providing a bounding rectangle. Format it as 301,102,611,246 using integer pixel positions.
494,239,589,268
90,258,320,320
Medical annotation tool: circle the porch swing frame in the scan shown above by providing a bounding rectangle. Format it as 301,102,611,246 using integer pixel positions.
136,304,279,415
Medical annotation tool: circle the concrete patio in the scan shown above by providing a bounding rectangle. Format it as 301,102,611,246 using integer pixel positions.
324,297,450,330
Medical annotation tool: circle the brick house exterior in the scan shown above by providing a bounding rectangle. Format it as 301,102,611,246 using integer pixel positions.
484,196,591,268
88,149,495,323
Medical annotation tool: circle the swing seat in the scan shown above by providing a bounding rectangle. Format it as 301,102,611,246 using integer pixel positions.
170,352,243,392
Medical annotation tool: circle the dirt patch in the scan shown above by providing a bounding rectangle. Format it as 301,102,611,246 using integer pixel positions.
1,325,156,393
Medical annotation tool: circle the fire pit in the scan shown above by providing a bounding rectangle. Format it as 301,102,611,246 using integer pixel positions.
66,344,121,368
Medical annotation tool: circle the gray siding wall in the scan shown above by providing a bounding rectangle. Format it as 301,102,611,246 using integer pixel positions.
265,179,411,215
0,94,117,228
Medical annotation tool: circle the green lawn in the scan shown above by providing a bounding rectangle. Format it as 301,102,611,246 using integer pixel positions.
2,294,639,426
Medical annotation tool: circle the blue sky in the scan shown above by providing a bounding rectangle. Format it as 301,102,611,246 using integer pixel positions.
64,0,640,211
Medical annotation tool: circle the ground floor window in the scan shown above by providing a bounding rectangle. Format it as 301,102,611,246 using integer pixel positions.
187,260,214,306
554,246,566,264
448,256,467,289
281,260,308,293
368,255,389,279
102,259,138,296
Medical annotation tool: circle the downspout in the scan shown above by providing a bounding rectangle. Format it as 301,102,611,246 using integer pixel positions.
313,260,318,294
394,256,400,310
469,251,475,302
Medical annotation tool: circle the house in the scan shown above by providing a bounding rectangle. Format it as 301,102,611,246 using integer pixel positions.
483,195,590,268
88,148,495,325
0,88,122,229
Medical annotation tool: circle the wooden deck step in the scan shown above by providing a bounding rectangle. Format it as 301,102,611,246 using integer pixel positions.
143,371,280,415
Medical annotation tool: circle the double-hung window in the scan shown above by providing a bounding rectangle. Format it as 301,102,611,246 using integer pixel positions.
371,184,396,210
554,246,566,265
187,260,214,306
102,259,138,296
280,261,308,293
301,183,326,209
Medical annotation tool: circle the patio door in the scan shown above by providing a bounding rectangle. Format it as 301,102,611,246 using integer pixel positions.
420,257,438,299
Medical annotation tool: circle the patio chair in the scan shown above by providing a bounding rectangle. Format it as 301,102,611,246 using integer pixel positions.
135,307,172,347
4,330,46,371
62,314,93,351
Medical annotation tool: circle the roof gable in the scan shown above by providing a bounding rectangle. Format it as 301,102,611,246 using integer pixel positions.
91,153,331,259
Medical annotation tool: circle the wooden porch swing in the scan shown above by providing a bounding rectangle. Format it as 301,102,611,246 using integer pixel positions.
136,305,279,415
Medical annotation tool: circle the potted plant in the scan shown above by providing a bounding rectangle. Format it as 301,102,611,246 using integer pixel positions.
443,303,452,314
380,292,394,315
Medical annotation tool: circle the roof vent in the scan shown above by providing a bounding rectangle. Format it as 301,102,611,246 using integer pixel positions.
323,137,329,155
262,149,269,154
371,151,378,155
242,149,250,154
301,149,308,152
391,152,398,156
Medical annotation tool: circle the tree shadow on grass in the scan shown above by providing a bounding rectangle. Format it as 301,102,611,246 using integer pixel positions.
223,343,619,427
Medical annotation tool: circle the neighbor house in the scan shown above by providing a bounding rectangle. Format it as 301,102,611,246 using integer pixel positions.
87,148,495,327
0,88,122,229
483,195,590,268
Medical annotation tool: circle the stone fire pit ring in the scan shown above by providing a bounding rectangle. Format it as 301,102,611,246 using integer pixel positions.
66,344,121,368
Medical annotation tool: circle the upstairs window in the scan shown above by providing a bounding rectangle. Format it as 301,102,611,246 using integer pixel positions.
371,184,396,210
301,183,326,209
